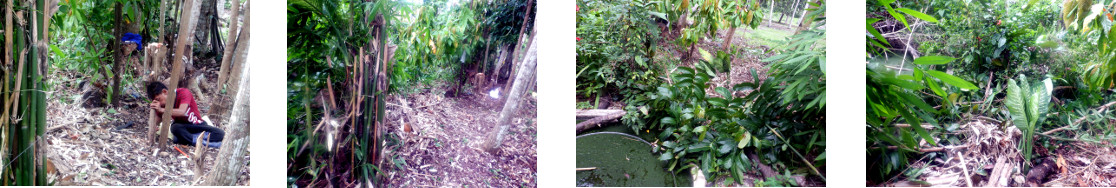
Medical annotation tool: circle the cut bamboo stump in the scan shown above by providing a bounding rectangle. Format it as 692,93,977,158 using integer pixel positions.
575,109,625,134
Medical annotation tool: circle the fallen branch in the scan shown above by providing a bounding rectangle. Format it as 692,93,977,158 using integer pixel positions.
575,167,596,171
957,151,973,187
869,144,972,153
575,110,625,134
575,109,625,121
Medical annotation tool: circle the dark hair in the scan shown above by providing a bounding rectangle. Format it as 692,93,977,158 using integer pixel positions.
146,82,167,100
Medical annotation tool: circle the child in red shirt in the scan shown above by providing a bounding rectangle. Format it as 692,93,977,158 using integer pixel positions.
147,82,224,147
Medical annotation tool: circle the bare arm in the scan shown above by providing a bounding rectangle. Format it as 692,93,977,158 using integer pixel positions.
151,102,189,119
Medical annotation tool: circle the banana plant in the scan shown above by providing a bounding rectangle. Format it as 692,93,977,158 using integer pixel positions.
1005,74,1052,171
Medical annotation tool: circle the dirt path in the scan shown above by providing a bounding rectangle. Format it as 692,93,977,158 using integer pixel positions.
381,89,537,187
43,70,248,186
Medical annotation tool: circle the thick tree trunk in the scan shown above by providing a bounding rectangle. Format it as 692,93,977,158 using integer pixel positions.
575,110,624,134
215,0,241,93
483,34,537,153
203,62,249,186
157,0,200,148
196,0,216,53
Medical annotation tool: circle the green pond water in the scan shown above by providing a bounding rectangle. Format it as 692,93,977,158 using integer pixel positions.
576,125,691,187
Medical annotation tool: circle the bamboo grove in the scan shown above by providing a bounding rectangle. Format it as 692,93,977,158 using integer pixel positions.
1,0,51,185
287,0,536,186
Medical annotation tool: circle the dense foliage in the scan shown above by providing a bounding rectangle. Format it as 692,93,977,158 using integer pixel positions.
286,0,534,186
866,0,1116,184
578,0,826,185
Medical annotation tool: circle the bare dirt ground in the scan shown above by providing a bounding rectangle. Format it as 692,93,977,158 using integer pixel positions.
43,68,249,186
380,88,537,187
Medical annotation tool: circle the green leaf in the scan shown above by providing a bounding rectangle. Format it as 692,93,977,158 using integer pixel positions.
1006,78,1028,130
896,8,939,23
867,18,890,46
699,48,713,62
661,117,677,125
737,131,751,148
660,152,673,161
926,70,978,90
913,56,956,65
897,106,936,146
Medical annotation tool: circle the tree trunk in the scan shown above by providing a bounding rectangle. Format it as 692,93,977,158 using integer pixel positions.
111,2,123,107
158,0,169,42
483,33,537,153
203,62,249,186
157,0,200,148
790,0,801,22
766,0,774,26
722,26,736,50
215,0,241,93
503,0,532,82
196,0,215,53
226,1,249,99
794,0,819,34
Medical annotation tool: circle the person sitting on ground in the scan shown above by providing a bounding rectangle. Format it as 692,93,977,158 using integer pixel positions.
147,81,224,148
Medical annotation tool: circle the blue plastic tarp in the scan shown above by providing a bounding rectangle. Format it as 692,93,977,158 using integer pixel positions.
122,33,142,51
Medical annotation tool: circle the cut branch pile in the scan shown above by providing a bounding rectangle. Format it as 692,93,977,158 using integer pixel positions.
891,117,1023,187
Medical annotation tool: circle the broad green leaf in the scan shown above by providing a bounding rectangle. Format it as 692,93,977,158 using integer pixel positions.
913,56,956,65
896,8,938,23
737,130,752,148
897,106,936,146
926,70,978,90
1006,78,1029,130
698,47,713,62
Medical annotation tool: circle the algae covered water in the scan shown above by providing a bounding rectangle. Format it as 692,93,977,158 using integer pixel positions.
575,125,691,187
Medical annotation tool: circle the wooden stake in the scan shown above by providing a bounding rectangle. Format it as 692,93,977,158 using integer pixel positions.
157,0,200,148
